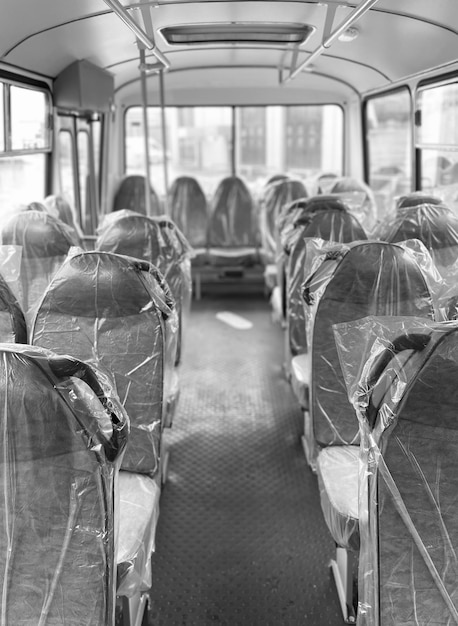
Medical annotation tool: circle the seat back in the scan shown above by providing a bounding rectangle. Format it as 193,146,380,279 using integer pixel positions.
168,176,208,247
0,211,77,325
260,178,307,263
358,325,458,625
287,200,367,356
0,345,127,625
32,251,170,476
113,175,162,217
382,202,458,271
208,176,257,247
96,212,184,363
330,176,378,233
304,241,436,447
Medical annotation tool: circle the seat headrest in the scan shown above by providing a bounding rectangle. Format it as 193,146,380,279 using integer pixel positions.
39,252,154,318
1,211,75,257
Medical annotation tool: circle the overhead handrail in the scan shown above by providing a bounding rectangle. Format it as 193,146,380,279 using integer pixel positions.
101,0,170,69
281,0,380,84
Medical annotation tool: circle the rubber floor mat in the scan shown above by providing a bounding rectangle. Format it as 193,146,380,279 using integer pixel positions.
149,295,345,625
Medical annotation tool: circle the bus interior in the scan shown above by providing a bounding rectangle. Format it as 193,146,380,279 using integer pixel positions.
0,1,458,625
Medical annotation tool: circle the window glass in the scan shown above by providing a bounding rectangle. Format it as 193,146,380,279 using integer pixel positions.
10,85,49,150
417,82,458,215
125,105,343,199
125,106,232,197
365,89,412,220
0,84,4,151
57,130,76,211
0,154,46,214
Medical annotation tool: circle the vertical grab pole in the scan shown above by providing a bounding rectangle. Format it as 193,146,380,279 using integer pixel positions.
139,47,152,216
159,69,169,213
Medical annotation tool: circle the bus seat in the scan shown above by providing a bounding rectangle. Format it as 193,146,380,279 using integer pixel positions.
330,176,378,235
113,175,162,217
259,178,307,266
43,194,85,244
31,250,173,477
270,197,314,324
0,345,128,625
301,240,436,469
305,248,436,622
96,210,186,371
168,176,208,265
0,210,78,328
207,176,260,266
352,322,458,625
380,203,458,289
396,191,444,211
286,198,367,377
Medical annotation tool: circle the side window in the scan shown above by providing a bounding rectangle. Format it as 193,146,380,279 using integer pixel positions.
0,81,50,213
416,81,458,214
365,89,412,220
58,129,77,210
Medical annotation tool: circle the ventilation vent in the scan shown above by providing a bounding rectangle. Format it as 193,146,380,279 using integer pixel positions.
160,23,315,46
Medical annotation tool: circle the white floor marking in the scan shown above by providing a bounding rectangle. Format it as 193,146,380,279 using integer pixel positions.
216,311,253,330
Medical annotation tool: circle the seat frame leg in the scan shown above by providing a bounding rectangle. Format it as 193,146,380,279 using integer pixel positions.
301,410,317,472
121,592,149,626
330,546,357,624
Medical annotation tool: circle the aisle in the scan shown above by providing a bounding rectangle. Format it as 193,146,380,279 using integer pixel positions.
149,296,344,625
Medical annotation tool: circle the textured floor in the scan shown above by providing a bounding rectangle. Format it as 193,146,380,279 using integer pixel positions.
149,295,345,625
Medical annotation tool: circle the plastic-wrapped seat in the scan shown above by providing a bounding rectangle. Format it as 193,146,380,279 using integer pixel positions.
330,176,378,234
96,210,189,371
259,178,307,266
302,240,437,467
346,320,458,625
113,175,162,217
0,344,128,625
168,176,208,265
379,202,458,319
31,250,177,477
43,194,84,245
396,191,443,211
286,197,367,406
207,176,259,266
270,197,323,324
0,210,78,327
302,243,438,622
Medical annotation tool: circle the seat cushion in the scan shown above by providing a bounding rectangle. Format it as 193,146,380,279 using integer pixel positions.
316,445,360,551
116,471,161,598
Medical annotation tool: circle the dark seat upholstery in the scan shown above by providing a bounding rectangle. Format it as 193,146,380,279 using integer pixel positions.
0,210,78,326
259,178,307,264
356,324,458,625
207,176,259,266
381,202,458,270
0,345,127,625
31,251,172,477
168,176,208,252
113,175,162,217
96,211,185,366
286,197,367,359
306,241,436,450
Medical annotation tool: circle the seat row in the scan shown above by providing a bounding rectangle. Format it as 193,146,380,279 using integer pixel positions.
0,204,194,624
273,189,458,623
113,172,375,275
